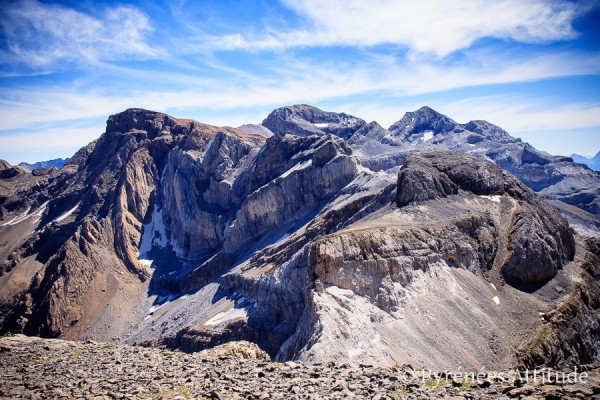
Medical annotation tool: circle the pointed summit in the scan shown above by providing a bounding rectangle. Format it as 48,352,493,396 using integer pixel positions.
389,106,458,137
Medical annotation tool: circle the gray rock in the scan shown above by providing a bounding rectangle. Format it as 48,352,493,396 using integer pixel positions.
262,104,366,139
396,149,575,284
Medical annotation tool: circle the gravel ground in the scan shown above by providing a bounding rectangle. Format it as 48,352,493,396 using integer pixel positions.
0,335,598,399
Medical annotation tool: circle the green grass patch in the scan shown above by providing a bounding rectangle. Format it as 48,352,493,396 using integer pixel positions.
426,378,451,389
530,325,551,351
459,379,473,391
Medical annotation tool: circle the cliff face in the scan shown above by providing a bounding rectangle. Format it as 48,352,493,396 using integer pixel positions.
0,106,597,371
0,109,266,339
517,237,600,368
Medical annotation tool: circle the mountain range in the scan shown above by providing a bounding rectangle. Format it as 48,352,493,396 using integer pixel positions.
571,152,600,171
0,105,598,371
18,158,68,172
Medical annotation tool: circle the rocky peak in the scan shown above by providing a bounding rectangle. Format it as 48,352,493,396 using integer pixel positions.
461,120,515,142
396,149,522,206
106,108,169,136
105,108,206,141
388,106,458,137
396,149,575,285
0,160,13,170
262,104,366,139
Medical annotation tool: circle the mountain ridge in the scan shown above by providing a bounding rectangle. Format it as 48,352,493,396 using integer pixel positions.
0,105,598,370
571,151,600,171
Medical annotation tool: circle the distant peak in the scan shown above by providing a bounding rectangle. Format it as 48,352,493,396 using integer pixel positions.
389,106,456,135
415,105,437,113
262,104,365,139
461,120,511,140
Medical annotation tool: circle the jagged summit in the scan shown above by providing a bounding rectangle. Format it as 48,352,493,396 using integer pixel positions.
388,106,458,138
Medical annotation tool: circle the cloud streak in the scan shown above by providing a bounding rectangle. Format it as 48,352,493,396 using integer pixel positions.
1,47,599,131
0,0,157,68
440,96,600,132
203,0,588,56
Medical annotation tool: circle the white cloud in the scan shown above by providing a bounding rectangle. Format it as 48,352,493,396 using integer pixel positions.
204,0,588,56
0,0,157,67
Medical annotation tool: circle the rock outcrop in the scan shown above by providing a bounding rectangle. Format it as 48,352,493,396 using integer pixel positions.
396,150,575,284
517,237,600,368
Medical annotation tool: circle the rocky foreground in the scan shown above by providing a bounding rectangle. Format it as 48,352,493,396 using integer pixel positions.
1,335,598,400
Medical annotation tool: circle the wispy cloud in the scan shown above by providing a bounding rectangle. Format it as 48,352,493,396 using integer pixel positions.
0,0,158,68
201,0,590,56
1,47,599,132
440,96,600,132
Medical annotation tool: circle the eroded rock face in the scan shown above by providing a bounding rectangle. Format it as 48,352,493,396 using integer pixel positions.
0,109,266,339
225,134,358,254
308,225,484,314
518,237,600,369
161,132,257,260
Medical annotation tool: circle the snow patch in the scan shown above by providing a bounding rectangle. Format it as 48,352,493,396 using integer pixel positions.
204,306,248,326
422,131,434,141
313,123,329,128
479,195,501,203
280,159,313,179
490,283,497,290
138,206,168,258
273,233,290,245
492,296,500,305
144,294,183,319
2,207,31,226
31,201,49,225
54,202,80,223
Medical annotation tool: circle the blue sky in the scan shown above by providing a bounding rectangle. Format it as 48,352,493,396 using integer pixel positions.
1,0,599,164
